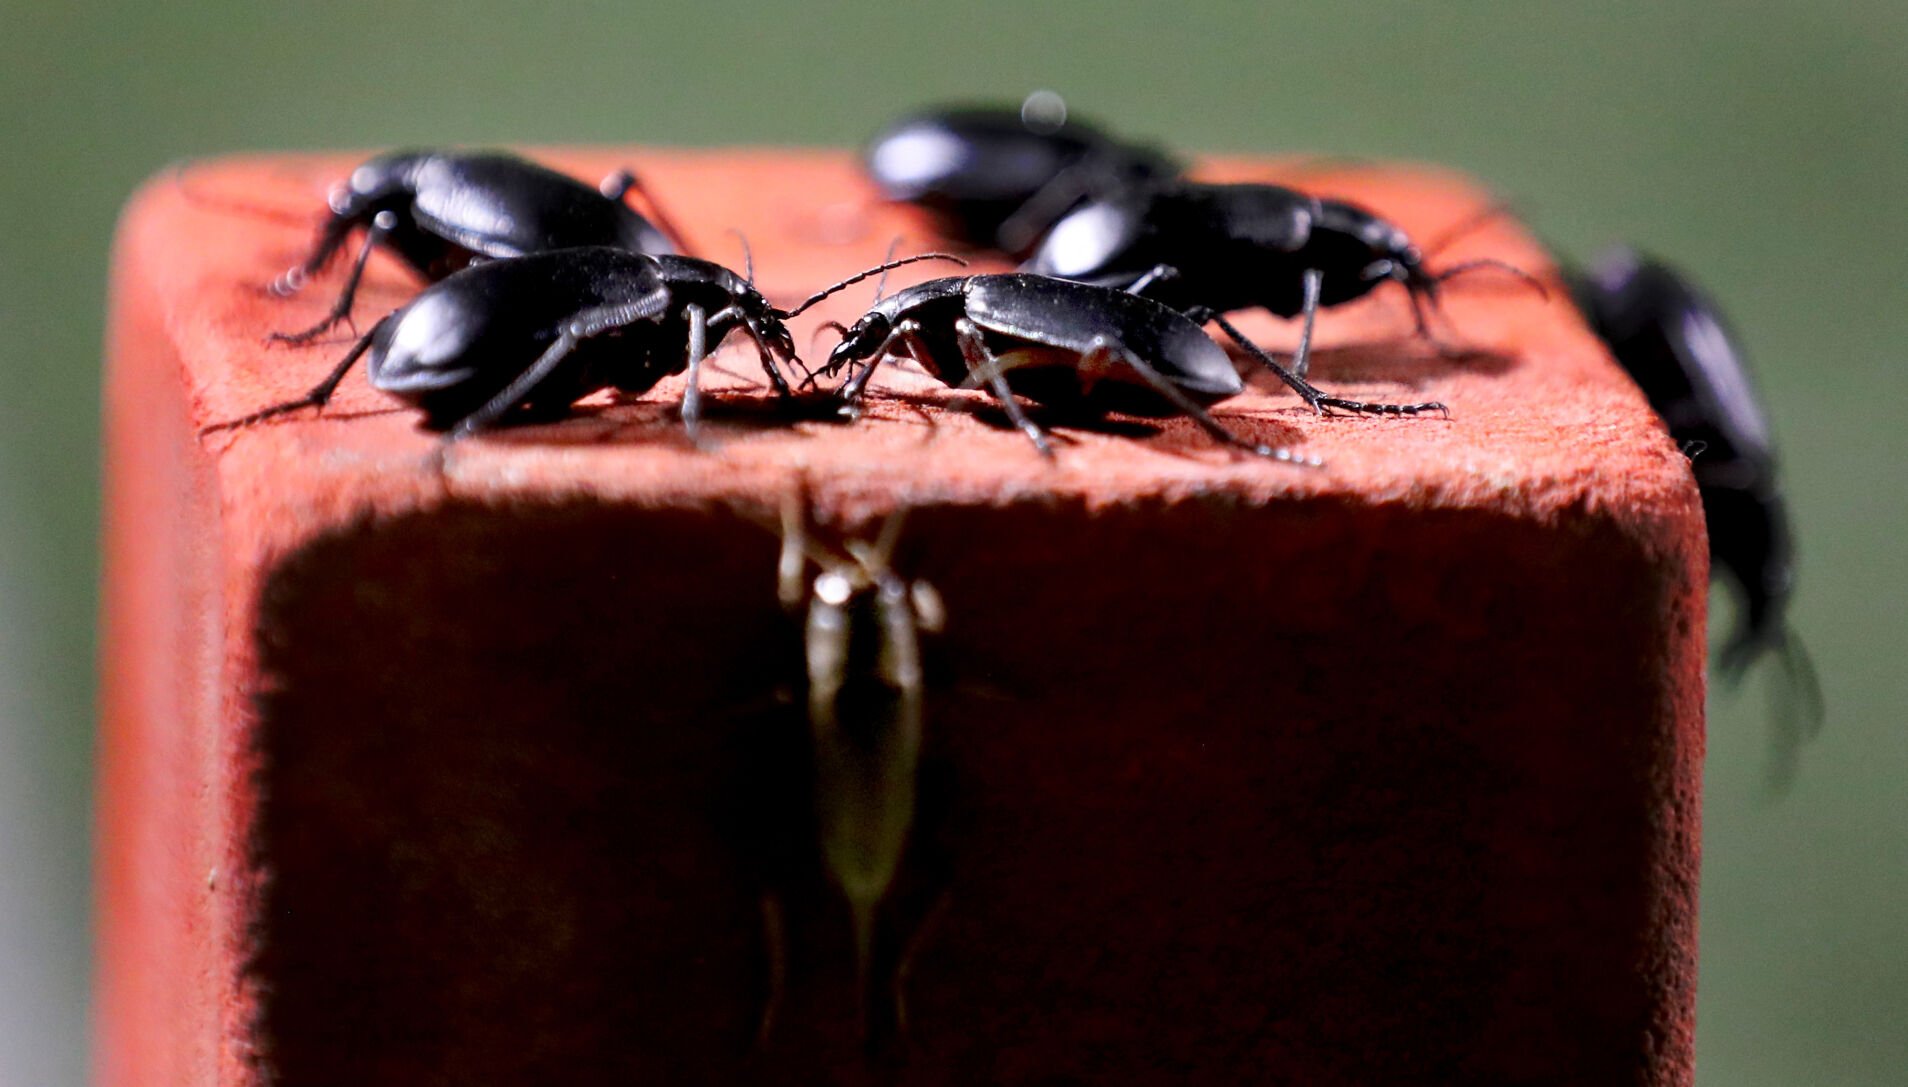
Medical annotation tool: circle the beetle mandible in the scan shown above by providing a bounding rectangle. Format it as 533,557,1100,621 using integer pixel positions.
1023,180,1547,380
267,149,690,344
864,92,1180,257
206,249,961,440
823,271,1446,461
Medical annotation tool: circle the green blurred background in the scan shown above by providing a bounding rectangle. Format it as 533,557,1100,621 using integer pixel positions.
2,1,1902,1082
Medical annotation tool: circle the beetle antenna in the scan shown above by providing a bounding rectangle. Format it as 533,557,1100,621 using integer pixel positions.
1431,258,1550,300
780,253,967,318
808,321,851,354
728,229,756,283
777,475,821,610
871,237,902,304
200,316,390,434
1422,199,1518,260
870,508,910,572
841,508,910,589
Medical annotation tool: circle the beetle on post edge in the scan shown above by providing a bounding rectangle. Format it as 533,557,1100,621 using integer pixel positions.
1023,180,1547,380
205,248,963,441
267,149,691,344
823,270,1447,461
1570,246,1821,778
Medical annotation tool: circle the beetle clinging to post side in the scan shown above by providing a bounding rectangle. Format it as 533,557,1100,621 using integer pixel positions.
267,149,690,344
777,490,945,1045
1570,246,1821,784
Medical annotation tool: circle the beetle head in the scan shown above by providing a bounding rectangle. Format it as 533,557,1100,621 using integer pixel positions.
755,310,802,371
1359,233,1430,293
1376,199,1547,307
823,312,893,378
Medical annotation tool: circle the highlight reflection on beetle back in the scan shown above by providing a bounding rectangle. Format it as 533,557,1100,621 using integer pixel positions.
368,250,659,381
366,248,671,425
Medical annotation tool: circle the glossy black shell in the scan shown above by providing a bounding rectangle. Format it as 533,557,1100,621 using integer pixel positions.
329,150,677,276
366,247,769,429
865,273,1242,417
864,107,1178,253
1024,181,1419,315
1571,247,1793,657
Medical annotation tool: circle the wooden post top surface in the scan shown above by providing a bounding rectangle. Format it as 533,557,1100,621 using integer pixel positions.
102,148,1709,1086
125,148,1694,541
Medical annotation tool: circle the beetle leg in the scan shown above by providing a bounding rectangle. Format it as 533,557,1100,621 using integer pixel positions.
887,323,944,380
1078,337,1318,465
996,160,1097,254
753,893,788,1050
270,197,362,297
1194,269,1322,377
269,209,399,345
1208,314,1450,420
840,320,945,419
1206,314,1320,412
201,315,392,434
702,302,797,398
448,290,672,439
748,319,802,397
777,484,810,612
1403,279,1493,360
1291,267,1324,379
600,167,694,256
679,302,712,444
890,889,951,1042
1404,283,1460,357
954,318,1054,459
836,352,883,410
1307,392,1451,418
837,323,909,406
1121,263,1181,298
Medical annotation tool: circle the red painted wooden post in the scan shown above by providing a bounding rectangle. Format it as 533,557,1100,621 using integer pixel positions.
99,150,1705,1085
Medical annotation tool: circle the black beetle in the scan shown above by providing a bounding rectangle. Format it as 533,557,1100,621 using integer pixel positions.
1570,247,1820,749
823,271,1446,461
267,149,689,343
1023,180,1545,379
207,248,959,440
864,92,1180,257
